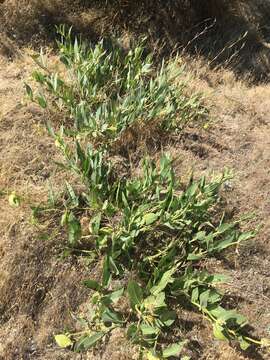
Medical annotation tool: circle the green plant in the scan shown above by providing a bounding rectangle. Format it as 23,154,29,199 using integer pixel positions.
8,191,21,207
26,25,205,147
25,26,269,359
52,156,263,357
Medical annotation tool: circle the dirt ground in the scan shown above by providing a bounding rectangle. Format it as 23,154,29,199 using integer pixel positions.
0,3,270,360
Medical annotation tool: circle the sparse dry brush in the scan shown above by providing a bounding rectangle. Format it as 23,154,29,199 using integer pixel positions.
1,0,270,80
25,26,270,359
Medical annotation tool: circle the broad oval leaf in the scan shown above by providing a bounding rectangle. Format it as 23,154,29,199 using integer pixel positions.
162,341,186,358
127,323,137,340
143,213,159,226
127,280,143,310
199,289,210,308
187,253,204,261
83,279,101,291
8,192,21,207
150,268,175,296
238,337,251,350
144,292,166,312
102,308,123,325
75,332,105,351
54,334,73,348
140,323,159,336
159,310,176,327
108,287,124,303
213,323,228,341
146,351,161,360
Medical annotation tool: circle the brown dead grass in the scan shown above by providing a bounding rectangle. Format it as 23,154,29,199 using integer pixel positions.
1,0,270,80
0,54,86,360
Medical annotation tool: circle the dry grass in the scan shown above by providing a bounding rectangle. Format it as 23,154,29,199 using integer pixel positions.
1,0,270,79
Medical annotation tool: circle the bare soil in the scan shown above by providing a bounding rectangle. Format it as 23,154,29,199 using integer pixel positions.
0,3,270,360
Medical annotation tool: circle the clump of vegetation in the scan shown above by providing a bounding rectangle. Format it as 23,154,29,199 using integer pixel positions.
26,26,269,359
26,25,205,146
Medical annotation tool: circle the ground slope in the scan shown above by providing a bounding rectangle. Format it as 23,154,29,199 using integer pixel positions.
1,0,270,80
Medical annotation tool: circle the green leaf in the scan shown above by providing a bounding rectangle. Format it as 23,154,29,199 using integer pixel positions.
143,213,159,226
187,253,204,261
162,341,186,358
238,231,255,243
216,223,234,234
102,255,111,288
191,287,199,303
54,334,73,348
8,191,21,207
37,94,47,108
102,308,123,325
127,323,138,340
159,310,176,327
199,290,210,308
60,210,69,226
65,181,79,207
212,308,247,326
209,274,231,284
207,289,222,305
239,337,251,350
230,312,247,326
109,256,120,275
144,292,166,311
150,268,175,296
75,332,105,351
83,279,101,291
213,323,228,341
100,288,124,306
46,121,55,137
32,70,46,84
146,350,161,360
108,287,124,303
140,323,159,335
90,213,101,235
25,83,33,100
121,191,129,209
67,212,81,246
186,182,198,198
127,281,143,310
211,235,235,252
